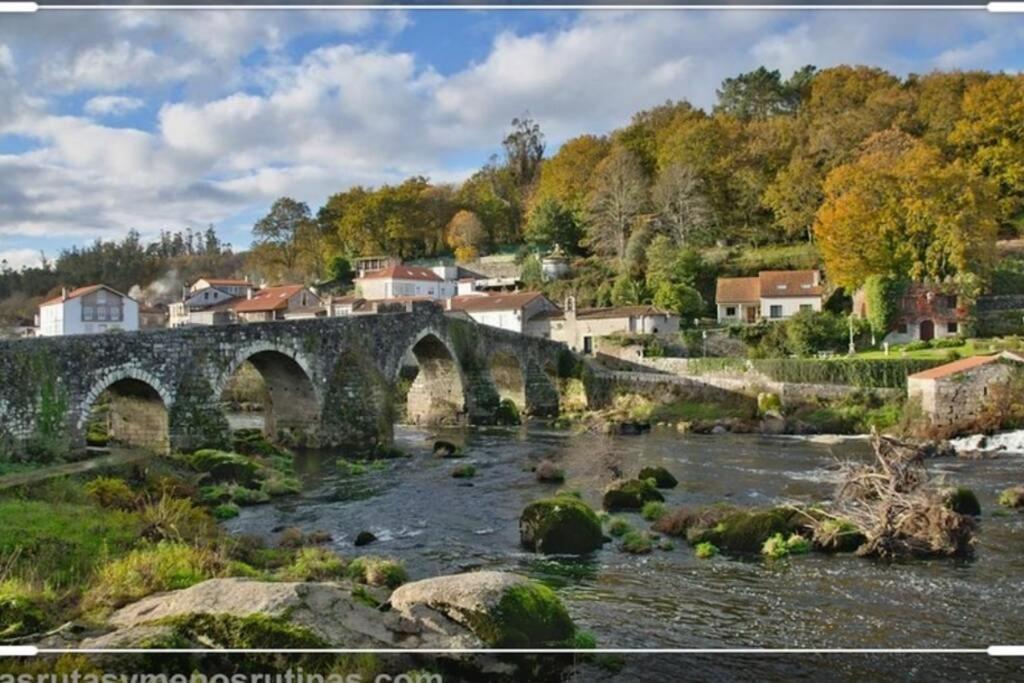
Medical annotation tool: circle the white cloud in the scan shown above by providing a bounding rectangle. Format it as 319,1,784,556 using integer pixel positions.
1,9,1024,248
0,248,44,271
84,94,145,117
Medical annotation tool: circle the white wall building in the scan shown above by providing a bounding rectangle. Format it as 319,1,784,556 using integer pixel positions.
355,264,447,300
38,285,139,336
716,270,825,324
447,292,559,333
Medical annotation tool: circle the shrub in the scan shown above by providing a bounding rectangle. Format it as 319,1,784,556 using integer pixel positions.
139,496,217,544
495,399,522,426
0,580,54,639
185,450,261,486
347,556,407,589
572,630,598,649
278,527,307,549
82,542,224,612
606,517,631,537
84,477,136,510
641,501,667,521
694,542,718,559
620,530,653,554
212,503,241,521
278,547,347,582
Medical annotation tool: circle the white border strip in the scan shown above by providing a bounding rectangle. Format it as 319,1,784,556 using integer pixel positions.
7,3,1022,12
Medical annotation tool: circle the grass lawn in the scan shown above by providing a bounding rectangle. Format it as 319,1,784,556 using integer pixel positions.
649,398,755,423
851,339,984,361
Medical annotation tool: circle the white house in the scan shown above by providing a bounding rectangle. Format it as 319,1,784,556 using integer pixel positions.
355,264,446,300
446,291,559,333
38,285,139,336
526,299,680,354
716,270,825,324
169,277,255,327
233,284,322,322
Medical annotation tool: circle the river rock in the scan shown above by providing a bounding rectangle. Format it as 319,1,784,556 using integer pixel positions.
433,440,460,458
389,571,575,648
710,424,729,435
81,578,476,650
519,496,604,554
354,531,377,547
637,466,678,489
602,478,664,511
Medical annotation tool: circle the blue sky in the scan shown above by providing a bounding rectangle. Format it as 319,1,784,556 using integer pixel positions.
1,8,1023,270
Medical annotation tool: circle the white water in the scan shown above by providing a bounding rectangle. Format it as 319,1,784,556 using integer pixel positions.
951,429,1024,454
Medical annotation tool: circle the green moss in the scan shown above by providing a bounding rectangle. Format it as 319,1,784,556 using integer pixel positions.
641,501,667,521
350,585,381,609
572,630,597,649
694,542,719,559
467,582,575,648
944,487,982,517
185,450,260,485
689,507,801,554
347,556,407,589
451,464,476,478
814,518,865,552
83,476,136,510
636,466,678,489
495,398,522,426
605,517,631,538
159,612,329,648
620,530,653,554
520,497,604,554
762,533,811,559
212,503,241,520
602,478,664,511
278,547,347,582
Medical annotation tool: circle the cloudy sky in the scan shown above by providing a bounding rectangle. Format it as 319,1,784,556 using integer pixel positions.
1,7,1023,269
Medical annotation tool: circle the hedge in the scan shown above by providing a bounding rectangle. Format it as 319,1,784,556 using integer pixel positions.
686,357,942,389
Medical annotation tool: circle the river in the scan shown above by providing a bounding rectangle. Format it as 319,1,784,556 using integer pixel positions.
225,424,1024,679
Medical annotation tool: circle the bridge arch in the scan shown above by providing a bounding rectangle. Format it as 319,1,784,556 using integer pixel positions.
397,328,469,425
215,341,322,445
488,348,527,412
78,366,174,454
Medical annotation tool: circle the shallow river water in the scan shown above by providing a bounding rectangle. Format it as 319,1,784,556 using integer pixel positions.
226,424,1024,679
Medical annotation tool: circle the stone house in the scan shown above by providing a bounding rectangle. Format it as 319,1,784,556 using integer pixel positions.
233,284,322,323
906,351,1024,428
446,291,559,334
37,284,139,336
526,298,680,354
716,270,825,324
853,283,965,343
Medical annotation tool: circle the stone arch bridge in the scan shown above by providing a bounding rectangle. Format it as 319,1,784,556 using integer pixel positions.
0,306,572,457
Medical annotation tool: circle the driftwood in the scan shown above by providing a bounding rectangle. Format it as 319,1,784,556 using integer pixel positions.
815,429,976,559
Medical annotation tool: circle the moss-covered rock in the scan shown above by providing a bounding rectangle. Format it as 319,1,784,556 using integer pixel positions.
943,487,981,517
186,450,260,486
452,464,476,479
389,571,575,648
998,485,1024,509
812,518,865,553
619,531,653,554
347,556,407,589
519,496,604,554
0,580,51,639
433,441,461,458
637,466,678,489
602,478,664,511
688,507,802,554
494,399,522,426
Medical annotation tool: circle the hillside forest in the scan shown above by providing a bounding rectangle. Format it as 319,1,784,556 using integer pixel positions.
3,65,1024,346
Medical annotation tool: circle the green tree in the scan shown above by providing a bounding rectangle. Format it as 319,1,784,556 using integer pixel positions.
653,281,704,321
610,274,647,306
525,198,583,253
521,254,543,288
714,65,816,120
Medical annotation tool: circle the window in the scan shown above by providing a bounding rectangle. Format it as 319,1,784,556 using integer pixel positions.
799,304,813,312
97,306,108,321
96,290,107,304
896,323,908,334
583,336,593,354
83,306,95,321
110,307,121,321
770,305,783,319
947,322,958,334
725,306,736,317
204,292,209,300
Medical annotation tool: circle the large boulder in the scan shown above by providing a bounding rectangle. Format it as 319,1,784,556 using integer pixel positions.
602,479,664,511
687,507,803,554
389,571,575,648
519,496,604,554
81,577,473,650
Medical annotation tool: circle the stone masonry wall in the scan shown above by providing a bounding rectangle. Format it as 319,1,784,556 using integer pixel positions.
0,307,567,459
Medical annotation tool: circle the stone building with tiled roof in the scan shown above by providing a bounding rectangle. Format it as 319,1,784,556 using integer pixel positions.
907,351,1024,428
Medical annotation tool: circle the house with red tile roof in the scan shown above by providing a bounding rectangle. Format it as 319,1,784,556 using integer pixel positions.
852,283,965,343
170,276,257,327
233,284,322,322
447,291,559,333
907,351,1024,428
38,284,139,336
716,270,825,324
355,264,447,300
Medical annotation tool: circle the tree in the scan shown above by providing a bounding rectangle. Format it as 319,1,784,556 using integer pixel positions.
532,135,610,213
610,274,647,306
651,162,713,246
250,197,320,280
525,198,583,253
503,116,545,188
714,65,816,120
784,310,849,357
446,210,488,263
862,274,902,344
763,155,824,242
653,281,704,321
815,132,999,292
645,236,704,291
586,148,648,260
521,254,544,288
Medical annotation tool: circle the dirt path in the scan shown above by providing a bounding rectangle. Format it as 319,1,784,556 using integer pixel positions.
0,448,153,490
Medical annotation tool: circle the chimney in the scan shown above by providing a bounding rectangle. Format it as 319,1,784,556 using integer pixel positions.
61,286,68,301
247,288,253,300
